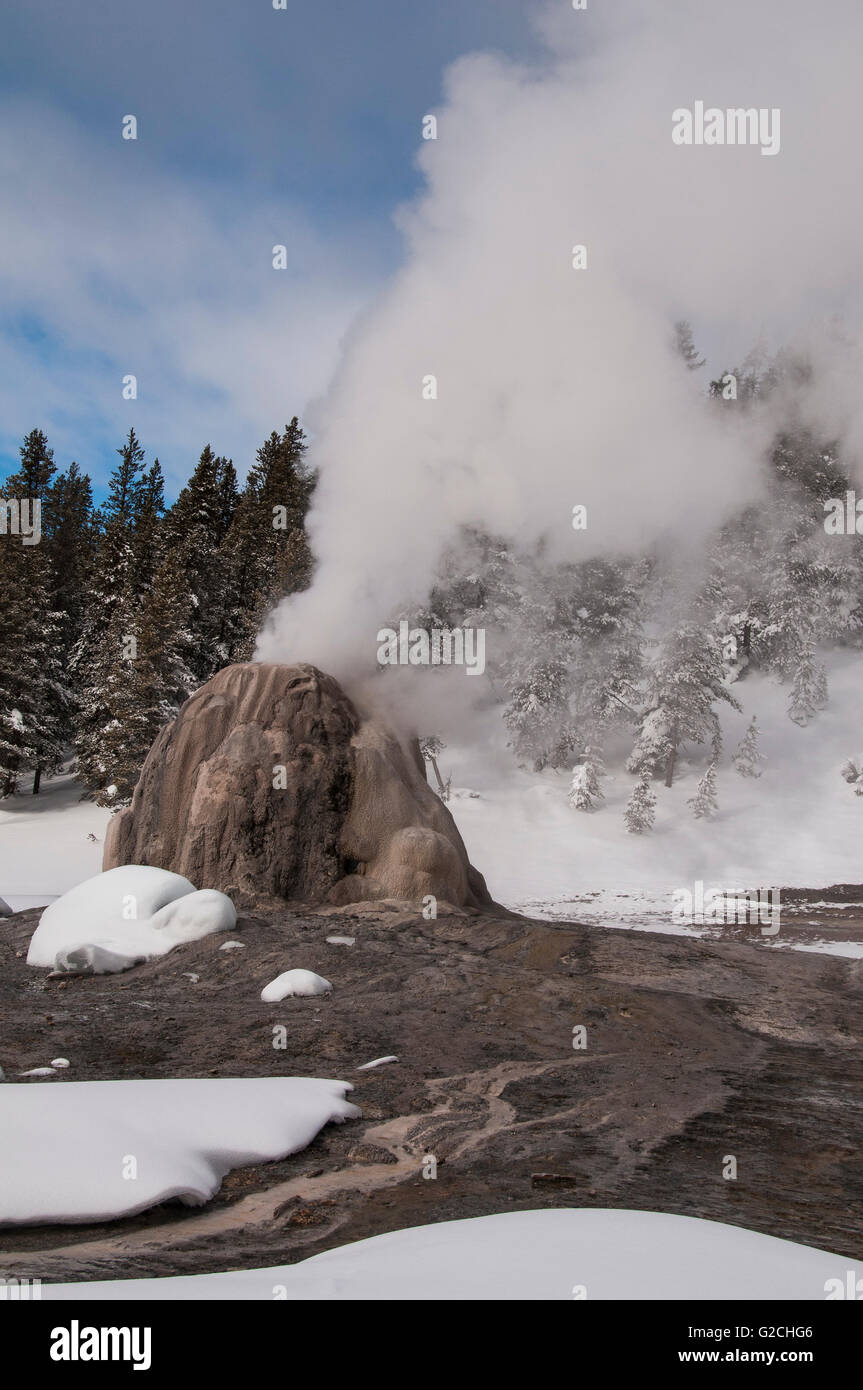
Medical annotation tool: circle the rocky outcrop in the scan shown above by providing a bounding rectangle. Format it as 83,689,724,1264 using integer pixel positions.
103,662,492,910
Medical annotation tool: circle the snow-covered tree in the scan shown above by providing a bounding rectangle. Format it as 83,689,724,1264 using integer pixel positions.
840,756,863,795
624,775,656,833
674,319,705,371
628,621,741,786
93,550,194,806
568,745,605,811
504,652,572,770
215,420,315,663
166,445,239,682
45,461,95,659
788,645,828,726
733,717,766,778
688,762,719,819
0,537,67,795
0,429,70,793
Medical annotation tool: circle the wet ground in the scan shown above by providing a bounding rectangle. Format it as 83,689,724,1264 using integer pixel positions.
1,895,861,1285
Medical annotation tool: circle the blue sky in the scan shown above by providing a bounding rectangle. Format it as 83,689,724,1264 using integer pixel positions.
0,0,546,500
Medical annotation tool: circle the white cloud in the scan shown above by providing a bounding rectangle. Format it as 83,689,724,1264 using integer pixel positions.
0,100,378,489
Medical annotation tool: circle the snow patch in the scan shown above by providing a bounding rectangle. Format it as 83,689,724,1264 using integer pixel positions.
27,866,236,973
261,969,332,1002
0,1077,359,1226
41,1209,848,1300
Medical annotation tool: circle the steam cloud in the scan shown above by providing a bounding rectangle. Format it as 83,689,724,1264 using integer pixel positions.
256,0,863,681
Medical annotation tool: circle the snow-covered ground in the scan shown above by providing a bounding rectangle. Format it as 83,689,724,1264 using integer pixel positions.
445,655,863,955
0,769,110,911
41,1209,855,1300
0,1077,359,1225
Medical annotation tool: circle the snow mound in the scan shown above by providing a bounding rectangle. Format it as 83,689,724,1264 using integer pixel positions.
0,1077,359,1226
356,1055,399,1071
27,866,236,973
261,969,332,1002
41,1209,848,1301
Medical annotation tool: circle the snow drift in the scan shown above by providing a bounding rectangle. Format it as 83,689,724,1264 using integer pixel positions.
41,1208,851,1300
0,1077,360,1226
26,865,236,973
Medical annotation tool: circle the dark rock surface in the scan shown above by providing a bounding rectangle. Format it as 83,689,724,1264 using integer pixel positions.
103,662,492,910
1,901,861,1285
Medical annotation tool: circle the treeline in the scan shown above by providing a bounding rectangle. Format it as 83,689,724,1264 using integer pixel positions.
0,420,314,804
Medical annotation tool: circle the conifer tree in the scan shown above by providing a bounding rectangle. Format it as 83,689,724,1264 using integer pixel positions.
134,457,165,589
0,535,66,794
674,320,705,371
788,646,828,726
624,775,656,833
45,462,95,655
628,621,741,786
167,446,240,680
9,427,56,497
688,762,719,819
72,431,153,795
216,420,315,662
93,550,194,805
568,745,605,811
0,429,68,793
733,717,766,777
105,428,147,526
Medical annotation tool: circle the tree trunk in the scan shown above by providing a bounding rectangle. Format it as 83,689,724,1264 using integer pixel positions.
32,766,41,795
664,749,676,788
429,755,447,797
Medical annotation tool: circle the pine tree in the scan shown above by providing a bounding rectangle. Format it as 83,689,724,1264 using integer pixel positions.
0,536,66,794
93,550,194,805
133,457,166,589
788,646,828,726
45,462,95,655
0,430,69,793
733,717,765,777
504,654,572,770
166,446,237,681
104,428,147,526
216,420,315,662
688,762,719,819
72,432,154,795
568,745,604,811
9,427,56,497
419,735,448,797
73,558,138,797
674,320,705,371
628,621,741,786
624,775,656,833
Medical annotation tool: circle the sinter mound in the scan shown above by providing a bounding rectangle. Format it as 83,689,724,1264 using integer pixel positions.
103,662,492,910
